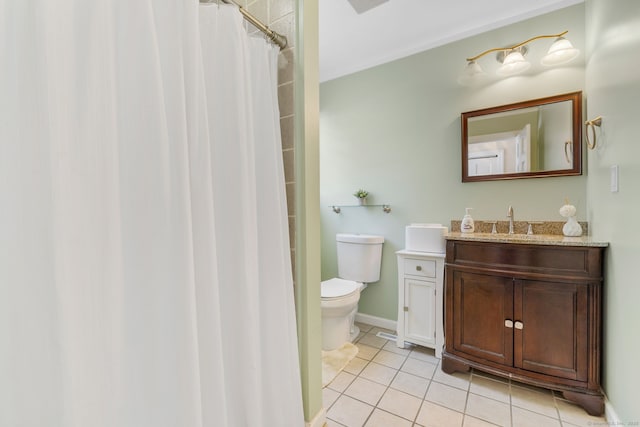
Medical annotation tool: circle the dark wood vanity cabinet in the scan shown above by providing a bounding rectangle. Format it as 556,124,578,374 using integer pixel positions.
443,239,605,416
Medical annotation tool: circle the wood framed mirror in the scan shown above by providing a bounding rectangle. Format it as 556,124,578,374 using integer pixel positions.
461,92,582,182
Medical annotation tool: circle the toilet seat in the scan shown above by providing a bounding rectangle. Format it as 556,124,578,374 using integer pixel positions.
321,278,361,300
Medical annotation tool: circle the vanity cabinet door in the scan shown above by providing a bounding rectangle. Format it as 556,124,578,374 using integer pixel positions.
404,278,436,346
514,280,588,381
451,270,513,366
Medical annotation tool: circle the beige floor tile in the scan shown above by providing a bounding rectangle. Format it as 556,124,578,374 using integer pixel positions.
357,333,388,348
511,406,562,427
359,361,397,386
355,343,381,361
401,357,437,379
409,346,440,364
372,349,407,369
415,401,464,427
469,375,510,403
323,387,341,409
324,418,347,427
344,377,387,406
390,370,430,398
343,356,369,376
326,395,374,427
432,365,471,391
510,383,558,418
462,415,501,426
555,398,607,426
377,387,422,421
355,322,373,333
425,381,468,412
327,371,356,393
383,340,413,356
364,408,412,427
465,393,510,427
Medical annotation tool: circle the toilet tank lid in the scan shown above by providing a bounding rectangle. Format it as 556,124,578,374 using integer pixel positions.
337,233,384,244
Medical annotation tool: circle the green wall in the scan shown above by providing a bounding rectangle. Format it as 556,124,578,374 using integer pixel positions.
320,5,586,321
585,0,640,422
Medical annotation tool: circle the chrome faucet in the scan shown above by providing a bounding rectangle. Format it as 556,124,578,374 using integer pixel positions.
507,205,515,234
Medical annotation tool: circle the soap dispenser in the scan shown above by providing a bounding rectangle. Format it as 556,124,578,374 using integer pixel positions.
461,208,475,233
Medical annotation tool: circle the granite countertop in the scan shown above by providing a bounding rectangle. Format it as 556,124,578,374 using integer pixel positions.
446,232,609,247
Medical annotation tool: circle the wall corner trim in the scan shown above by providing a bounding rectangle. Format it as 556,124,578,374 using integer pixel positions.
305,407,326,427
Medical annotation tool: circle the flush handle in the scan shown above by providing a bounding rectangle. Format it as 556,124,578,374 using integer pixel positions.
404,306,409,312
504,319,513,328
416,266,422,271
514,321,524,330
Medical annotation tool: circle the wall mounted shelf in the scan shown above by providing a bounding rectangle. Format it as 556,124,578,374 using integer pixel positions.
330,204,391,214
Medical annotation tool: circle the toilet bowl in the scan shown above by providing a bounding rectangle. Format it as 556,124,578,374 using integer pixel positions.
321,278,364,351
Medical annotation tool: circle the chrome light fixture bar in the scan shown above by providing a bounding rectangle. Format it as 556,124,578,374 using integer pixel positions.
459,30,579,85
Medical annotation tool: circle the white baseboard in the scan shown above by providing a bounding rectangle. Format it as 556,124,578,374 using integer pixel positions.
355,312,397,332
305,407,326,427
605,397,621,424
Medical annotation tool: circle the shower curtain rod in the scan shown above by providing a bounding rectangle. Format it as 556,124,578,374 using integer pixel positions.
200,0,288,50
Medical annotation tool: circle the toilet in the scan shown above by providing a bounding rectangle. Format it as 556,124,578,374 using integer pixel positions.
321,233,384,351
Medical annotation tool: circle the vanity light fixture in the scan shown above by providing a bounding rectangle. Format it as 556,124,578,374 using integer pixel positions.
459,30,579,85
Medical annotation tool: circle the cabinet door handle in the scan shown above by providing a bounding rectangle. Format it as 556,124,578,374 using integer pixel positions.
415,266,422,271
504,319,513,328
404,306,409,312
514,321,524,330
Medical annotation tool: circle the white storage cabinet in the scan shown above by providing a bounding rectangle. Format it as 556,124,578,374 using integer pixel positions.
396,250,445,358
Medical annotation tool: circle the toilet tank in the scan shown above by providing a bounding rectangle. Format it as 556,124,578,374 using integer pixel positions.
336,233,384,283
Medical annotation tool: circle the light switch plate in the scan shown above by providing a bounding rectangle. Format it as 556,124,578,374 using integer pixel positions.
610,165,619,193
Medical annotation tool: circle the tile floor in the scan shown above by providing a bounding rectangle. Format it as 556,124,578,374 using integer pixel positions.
323,323,607,427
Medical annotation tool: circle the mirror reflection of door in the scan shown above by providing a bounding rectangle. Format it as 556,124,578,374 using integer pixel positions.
468,123,530,175
468,149,504,176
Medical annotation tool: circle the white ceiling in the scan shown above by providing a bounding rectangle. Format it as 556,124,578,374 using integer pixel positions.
319,0,584,82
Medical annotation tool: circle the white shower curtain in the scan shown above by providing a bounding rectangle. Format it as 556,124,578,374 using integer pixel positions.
0,2,303,426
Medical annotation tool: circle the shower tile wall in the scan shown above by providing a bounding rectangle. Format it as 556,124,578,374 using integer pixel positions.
243,0,297,275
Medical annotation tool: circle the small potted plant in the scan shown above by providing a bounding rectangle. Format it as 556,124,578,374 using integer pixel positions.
353,189,369,205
